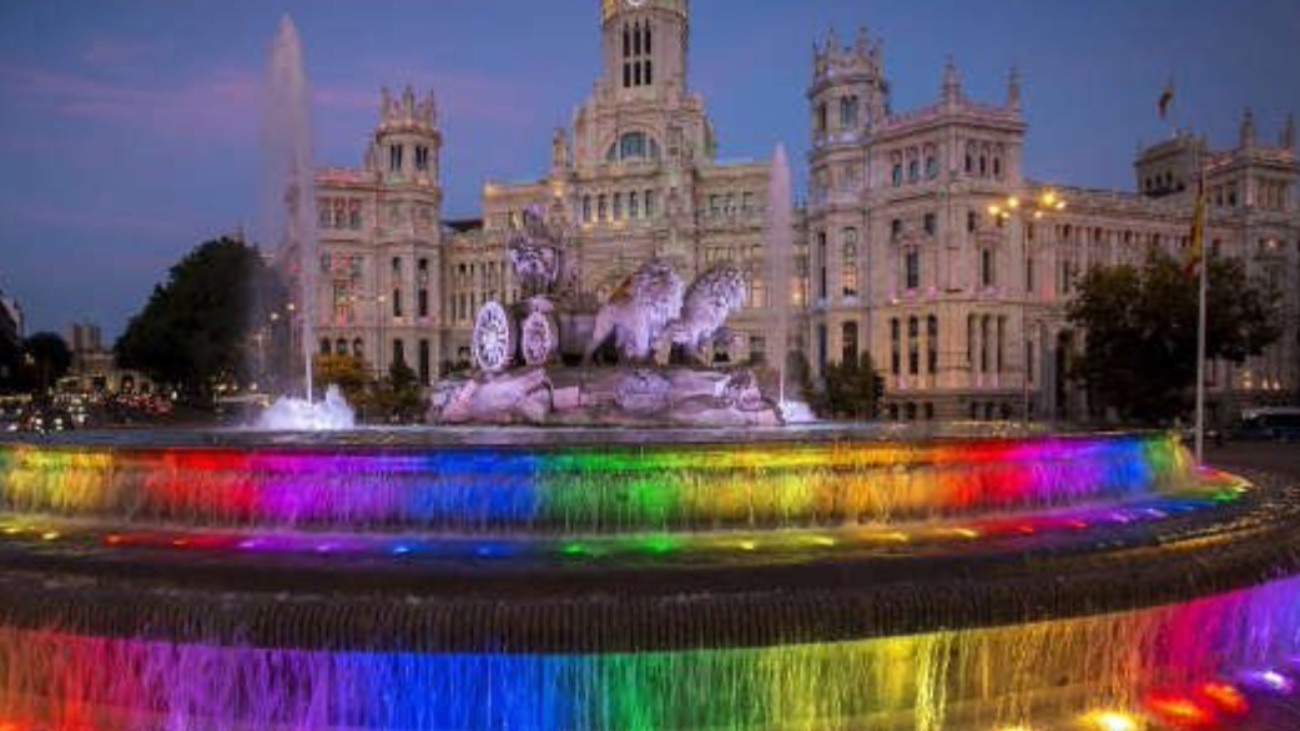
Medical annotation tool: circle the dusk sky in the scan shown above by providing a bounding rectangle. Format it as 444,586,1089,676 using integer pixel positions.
1,0,1297,340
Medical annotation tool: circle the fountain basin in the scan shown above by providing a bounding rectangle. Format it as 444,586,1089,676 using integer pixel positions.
0,428,1296,730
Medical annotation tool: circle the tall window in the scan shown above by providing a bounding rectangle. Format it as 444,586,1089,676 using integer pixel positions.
892,165,903,187
419,340,431,385
905,249,920,290
1026,255,1036,293
927,316,938,374
389,145,403,172
414,145,430,171
925,156,938,179
891,218,902,240
981,248,995,287
907,317,920,375
418,289,429,318
839,96,858,129
842,321,858,363
598,195,608,221
644,189,656,218
582,195,592,222
629,191,640,218
816,103,828,134
392,289,402,318
393,339,406,367
817,232,828,299
909,160,920,182
841,228,859,297
924,213,937,236
890,318,901,375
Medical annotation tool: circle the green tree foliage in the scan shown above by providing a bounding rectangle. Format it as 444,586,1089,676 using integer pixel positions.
19,332,72,395
1067,251,1279,423
115,237,286,396
820,352,884,420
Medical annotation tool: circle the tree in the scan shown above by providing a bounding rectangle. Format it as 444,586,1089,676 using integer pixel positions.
20,332,72,396
115,237,286,398
820,352,884,420
1067,250,1279,424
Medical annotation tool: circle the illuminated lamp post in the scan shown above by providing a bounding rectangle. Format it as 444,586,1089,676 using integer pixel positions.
988,190,1067,422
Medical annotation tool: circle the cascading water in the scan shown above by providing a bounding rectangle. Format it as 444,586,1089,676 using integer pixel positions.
0,427,1298,729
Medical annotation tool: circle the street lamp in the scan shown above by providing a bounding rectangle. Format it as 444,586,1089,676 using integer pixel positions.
988,190,1066,423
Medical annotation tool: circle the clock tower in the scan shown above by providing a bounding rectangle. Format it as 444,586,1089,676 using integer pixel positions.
600,0,689,101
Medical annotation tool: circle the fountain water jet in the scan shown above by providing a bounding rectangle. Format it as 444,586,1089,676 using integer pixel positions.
264,15,318,404
765,144,794,410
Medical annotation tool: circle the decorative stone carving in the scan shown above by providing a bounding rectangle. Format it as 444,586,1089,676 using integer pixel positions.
520,310,558,366
664,263,747,363
472,301,513,374
585,260,685,363
507,206,564,298
615,369,674,415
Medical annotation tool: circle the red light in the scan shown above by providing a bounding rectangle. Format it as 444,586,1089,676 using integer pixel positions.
1145,690,1218,729
1198,681,1249,716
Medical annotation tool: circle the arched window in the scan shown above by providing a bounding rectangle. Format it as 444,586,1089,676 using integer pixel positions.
320,339,331,355
606,132,661,162
892,165,903,187
908,160,919,182
839,96,858,129
352,339,364,358
336,338,348,356
925,156,938,179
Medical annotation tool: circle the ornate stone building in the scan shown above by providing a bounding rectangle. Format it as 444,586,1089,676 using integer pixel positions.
308,0,1300,422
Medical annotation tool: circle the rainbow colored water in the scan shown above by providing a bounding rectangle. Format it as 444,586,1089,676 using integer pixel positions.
0,429,1295,730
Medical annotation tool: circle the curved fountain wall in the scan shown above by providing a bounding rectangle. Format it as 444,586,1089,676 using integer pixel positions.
0,430,1297,731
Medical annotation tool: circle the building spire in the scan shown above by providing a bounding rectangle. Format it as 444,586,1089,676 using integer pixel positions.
942,56,961,105
1006,65,1021,112
1240,107,1256,148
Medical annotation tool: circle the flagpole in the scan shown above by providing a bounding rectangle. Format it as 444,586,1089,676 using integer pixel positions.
1194,157,1208,464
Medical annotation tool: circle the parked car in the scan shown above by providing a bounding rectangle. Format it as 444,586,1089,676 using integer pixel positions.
1232,407,1300,443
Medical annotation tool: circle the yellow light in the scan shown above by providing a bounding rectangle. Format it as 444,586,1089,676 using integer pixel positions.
41,531,60,541
1056,200,1067,211
1081,710,1141,731
1007,196,1021,209
988,205,1001,216
1033,210,1044,220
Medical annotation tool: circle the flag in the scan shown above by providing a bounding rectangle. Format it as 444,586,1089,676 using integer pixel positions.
1158,79,1175,120
1184,177,1206,279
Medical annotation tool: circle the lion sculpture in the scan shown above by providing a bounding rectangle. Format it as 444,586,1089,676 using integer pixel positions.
664,263,748,363
584,260,685,363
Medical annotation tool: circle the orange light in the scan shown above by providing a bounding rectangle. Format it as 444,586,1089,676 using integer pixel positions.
1146,691,1217,728
1198,681,1249,715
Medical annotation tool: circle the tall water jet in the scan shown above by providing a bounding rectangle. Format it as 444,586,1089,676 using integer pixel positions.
764,144,794,410
264,16,317,402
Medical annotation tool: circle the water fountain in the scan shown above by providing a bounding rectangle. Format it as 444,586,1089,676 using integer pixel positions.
3,17,1299,731
0,427,1299,729
257,16,354,430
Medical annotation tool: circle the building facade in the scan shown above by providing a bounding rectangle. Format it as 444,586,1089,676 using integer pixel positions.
307,0,1300,421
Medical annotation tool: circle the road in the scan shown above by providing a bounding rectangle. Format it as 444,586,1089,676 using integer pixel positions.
1205,439,1300,480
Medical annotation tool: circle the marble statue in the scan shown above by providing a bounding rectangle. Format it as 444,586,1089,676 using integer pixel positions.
584,260,684,363
664,263,748,363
